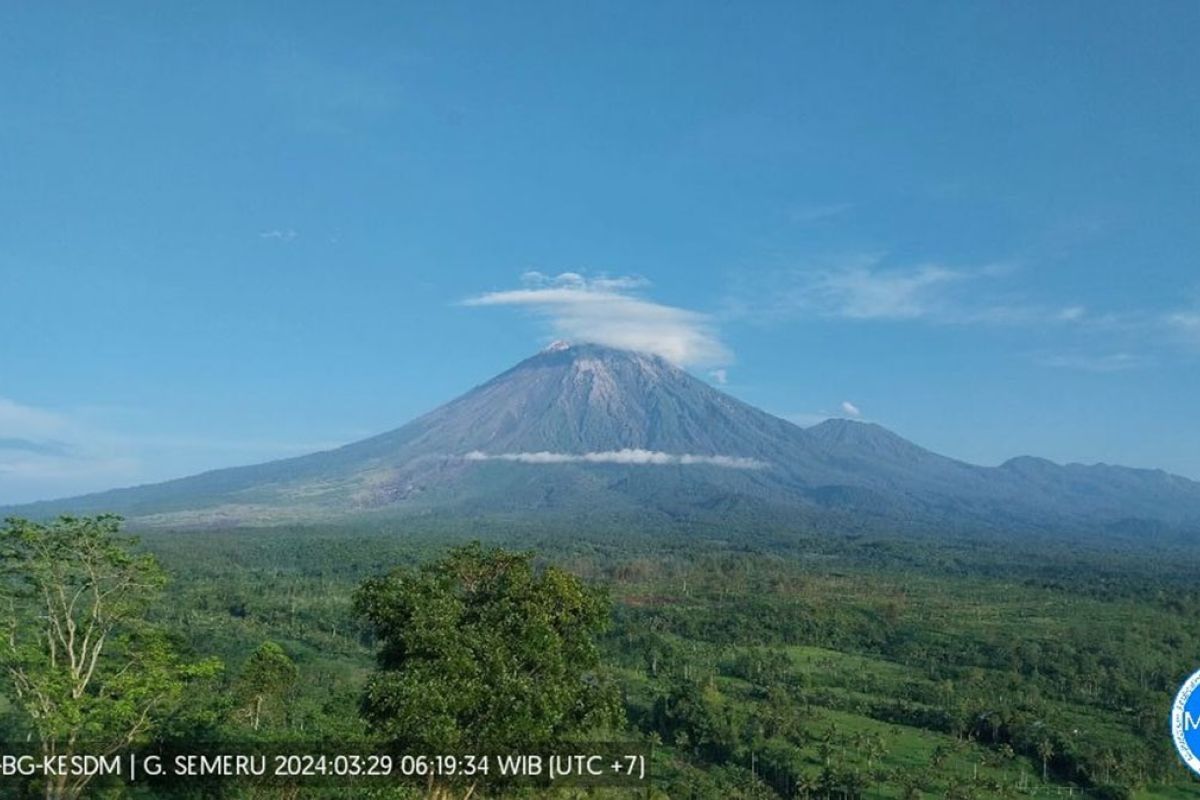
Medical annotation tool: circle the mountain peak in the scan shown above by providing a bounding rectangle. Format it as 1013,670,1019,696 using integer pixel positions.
8,346,1200,533
806,417,947,468
808,417,873,432
462,341,762,458
518,341,683,375
807,417,895,442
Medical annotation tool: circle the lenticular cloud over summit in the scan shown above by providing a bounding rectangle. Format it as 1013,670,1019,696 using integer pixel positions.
462,272,730,368
462,449,767,469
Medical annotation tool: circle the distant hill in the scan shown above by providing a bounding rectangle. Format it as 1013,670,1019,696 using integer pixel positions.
7,342,1200,535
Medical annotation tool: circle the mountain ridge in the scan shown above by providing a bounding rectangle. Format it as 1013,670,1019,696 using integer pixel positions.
5,343,1199,534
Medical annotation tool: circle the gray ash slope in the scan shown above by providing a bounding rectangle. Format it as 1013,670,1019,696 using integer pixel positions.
8,343,1200,534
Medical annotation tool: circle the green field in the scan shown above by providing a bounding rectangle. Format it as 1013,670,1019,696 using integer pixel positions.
4,518,1200,798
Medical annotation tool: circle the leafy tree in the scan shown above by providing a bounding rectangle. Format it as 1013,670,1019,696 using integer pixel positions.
354,542,620,798
235,640,298,731
0,515,221,800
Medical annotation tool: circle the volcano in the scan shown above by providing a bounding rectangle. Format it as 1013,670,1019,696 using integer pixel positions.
8,342,1200,534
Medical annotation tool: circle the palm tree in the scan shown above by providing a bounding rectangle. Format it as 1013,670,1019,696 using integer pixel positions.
819,724,838,766
819,739,836,767
1097,749,1118,784
795,772,819,799
1037,738,1054,782
865,734,888,769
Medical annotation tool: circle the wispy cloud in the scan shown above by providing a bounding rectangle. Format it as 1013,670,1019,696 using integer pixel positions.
1032,303,1200,366
1166,310,1200,344
0,437,72,457
0,396,352,505
738,256,1200,372
735,257,1087,328
810,262,961,319
463,271,730,367
462,449,766,469
840,401,862,417
259,229,297,242
1034,352,1145,372
1057,306,1087,322
0,397,139,499
708,369,729,385
0,396,68,438
788,202,853,225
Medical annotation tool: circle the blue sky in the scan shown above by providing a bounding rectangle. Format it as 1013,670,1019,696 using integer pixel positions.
2,1,1198,503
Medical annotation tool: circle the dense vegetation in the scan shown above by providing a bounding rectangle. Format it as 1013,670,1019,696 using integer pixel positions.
3,515,1200,798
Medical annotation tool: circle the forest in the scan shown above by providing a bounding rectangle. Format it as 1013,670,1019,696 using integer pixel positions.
2,514,1199,799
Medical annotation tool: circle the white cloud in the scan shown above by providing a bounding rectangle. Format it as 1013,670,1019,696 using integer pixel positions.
742,257,1091,328
708,369,728,385
0,395,352,505
259,229,297,242
795,262,968,320
1167,310,1200,342
0,396,69,439
840,401,862,417
0,397,140,502
1057,306,1087,322
462,449,767,469
464,272,730,367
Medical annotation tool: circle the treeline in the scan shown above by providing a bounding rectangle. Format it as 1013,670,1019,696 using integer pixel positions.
4,515,1198,798
604,547,1195,797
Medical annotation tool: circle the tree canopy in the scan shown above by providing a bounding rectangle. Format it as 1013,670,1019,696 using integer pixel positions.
1,515,221,800
234,640,298,732
353,542,620,758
